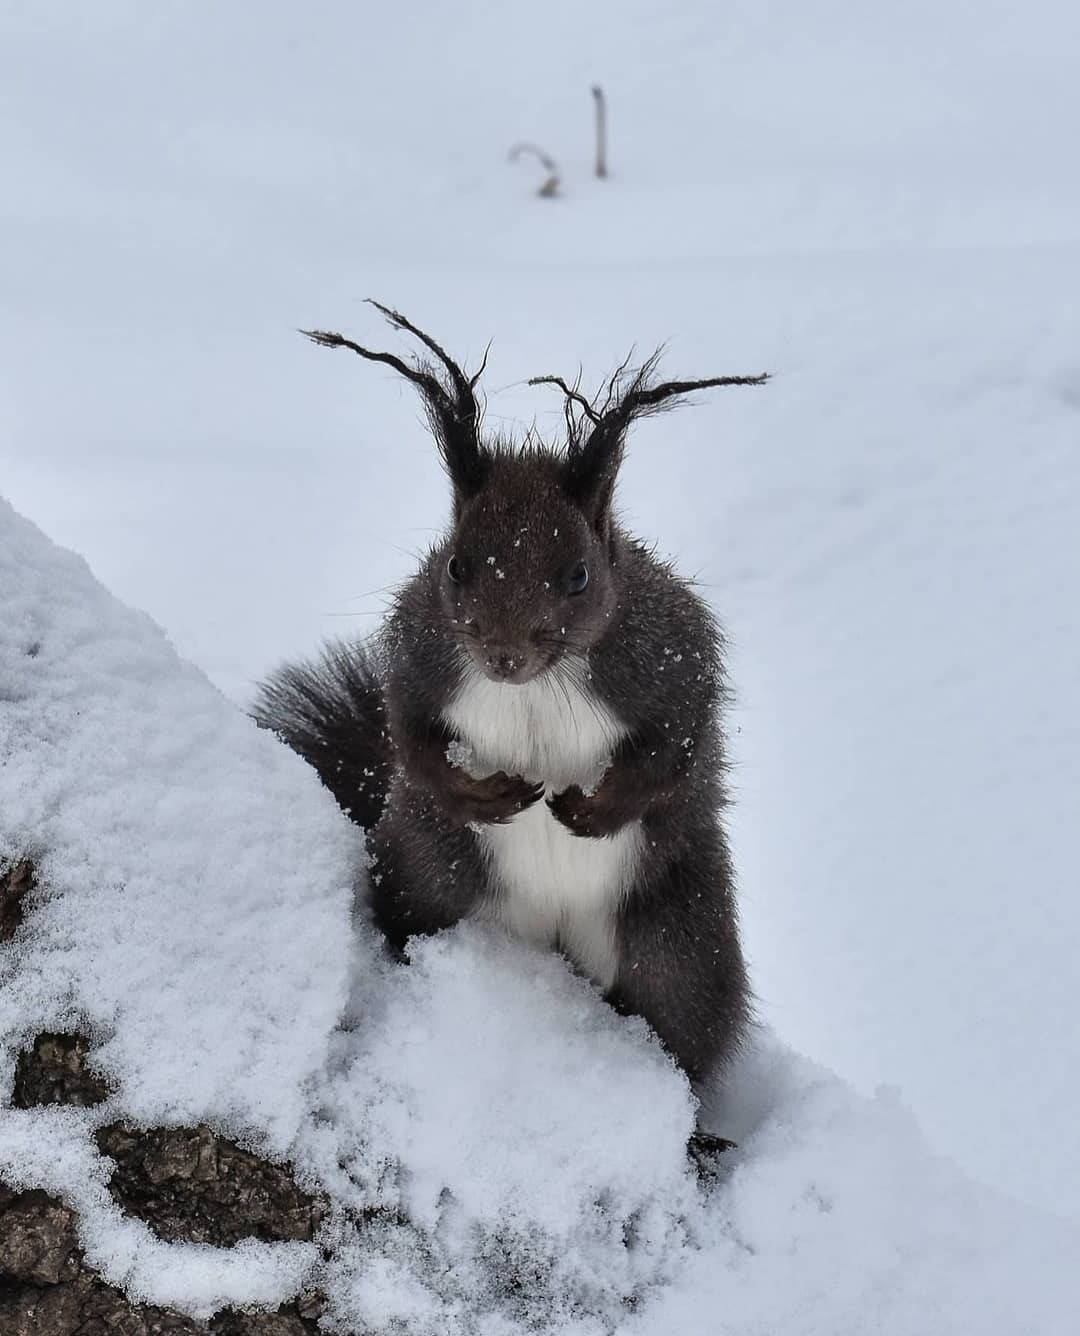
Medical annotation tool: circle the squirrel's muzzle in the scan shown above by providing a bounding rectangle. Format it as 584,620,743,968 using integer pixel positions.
473,639,547,685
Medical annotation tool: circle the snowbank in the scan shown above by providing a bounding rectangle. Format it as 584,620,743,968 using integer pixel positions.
3,494,1078,1332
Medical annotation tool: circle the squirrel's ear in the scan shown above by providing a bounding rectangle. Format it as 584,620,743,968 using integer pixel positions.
532,354,770,534
561,422,624,536
302,302,490,504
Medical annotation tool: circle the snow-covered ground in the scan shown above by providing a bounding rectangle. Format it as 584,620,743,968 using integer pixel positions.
2,0,1079,1316
4,495,1079,1333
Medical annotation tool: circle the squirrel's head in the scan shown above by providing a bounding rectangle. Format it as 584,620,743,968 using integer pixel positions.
437,449,619,683
303,303,766,685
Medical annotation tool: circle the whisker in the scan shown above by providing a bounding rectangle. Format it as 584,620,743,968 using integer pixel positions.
557,656,615,746
535,636,592,657
337,583,401,603
549,661,576,717
542,668,564,716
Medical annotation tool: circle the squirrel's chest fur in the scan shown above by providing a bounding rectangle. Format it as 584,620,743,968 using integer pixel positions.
443,668,644,989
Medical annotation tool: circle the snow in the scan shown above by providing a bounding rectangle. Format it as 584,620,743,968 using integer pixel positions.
3,492,1079,1334
3,0,1080,1327
643,1039,1080,1336
0,498,360,1146
0,496,359,1310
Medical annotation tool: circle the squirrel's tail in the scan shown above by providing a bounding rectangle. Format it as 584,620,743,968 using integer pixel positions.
253,639,393,831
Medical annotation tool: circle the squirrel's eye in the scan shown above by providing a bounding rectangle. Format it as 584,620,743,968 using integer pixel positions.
447,555,463,584
567,561,589,595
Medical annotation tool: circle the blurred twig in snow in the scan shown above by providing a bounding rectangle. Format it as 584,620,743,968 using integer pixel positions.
508,142,560,198
592,85,608,178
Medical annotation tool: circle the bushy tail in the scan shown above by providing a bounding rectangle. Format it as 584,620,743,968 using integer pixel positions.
253,640,393,831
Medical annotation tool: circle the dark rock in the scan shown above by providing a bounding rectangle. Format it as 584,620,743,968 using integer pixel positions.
12,1033,113,1109
0,1278,85,1336
0,859,34,941
57,1284,204,1336
0,1187,78,1284
0,1186,203,1336
294,1291,326,1322
0,1187,325,1336
95,1123,324,1248
0,1276,206,1336
209,1304,321,1336
3,1005,327,1328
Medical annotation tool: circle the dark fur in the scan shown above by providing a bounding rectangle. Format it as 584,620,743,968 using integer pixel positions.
253,641,392,832
256,305,766,1085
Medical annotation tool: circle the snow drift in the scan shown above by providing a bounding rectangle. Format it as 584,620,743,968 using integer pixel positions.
2,493,1077,1333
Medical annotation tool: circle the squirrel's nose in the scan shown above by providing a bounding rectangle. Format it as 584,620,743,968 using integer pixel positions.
483,645,520,679
476,639,541,683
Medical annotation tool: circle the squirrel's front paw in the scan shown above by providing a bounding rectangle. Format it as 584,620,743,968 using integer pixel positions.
443,770,545,826
547,784,629,838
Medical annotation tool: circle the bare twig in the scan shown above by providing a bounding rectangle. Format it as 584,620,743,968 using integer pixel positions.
591,86,608,179
509,142,560,198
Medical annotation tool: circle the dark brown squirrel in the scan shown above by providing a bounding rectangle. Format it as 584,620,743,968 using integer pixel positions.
255,301,767,1100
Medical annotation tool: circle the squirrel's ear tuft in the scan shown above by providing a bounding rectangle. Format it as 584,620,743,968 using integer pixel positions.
531,353,769,534
301,302,490,504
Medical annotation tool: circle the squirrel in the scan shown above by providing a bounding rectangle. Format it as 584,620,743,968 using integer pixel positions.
255,302,767,1096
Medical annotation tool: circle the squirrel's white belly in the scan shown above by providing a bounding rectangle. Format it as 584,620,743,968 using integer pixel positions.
444,668,644,990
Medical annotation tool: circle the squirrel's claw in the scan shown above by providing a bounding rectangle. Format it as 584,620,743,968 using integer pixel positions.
486,775,546,824
446,770,544,826
547,784,617,838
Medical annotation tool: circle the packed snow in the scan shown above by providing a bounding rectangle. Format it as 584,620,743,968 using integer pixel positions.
3,0,1080,1328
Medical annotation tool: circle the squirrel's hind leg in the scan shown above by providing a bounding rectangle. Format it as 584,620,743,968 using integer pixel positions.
606,838,750,1088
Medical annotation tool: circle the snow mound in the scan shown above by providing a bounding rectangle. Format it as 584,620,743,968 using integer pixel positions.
2,494,1078,1333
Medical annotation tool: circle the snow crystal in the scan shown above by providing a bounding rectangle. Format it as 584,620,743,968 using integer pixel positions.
446,738,476,771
